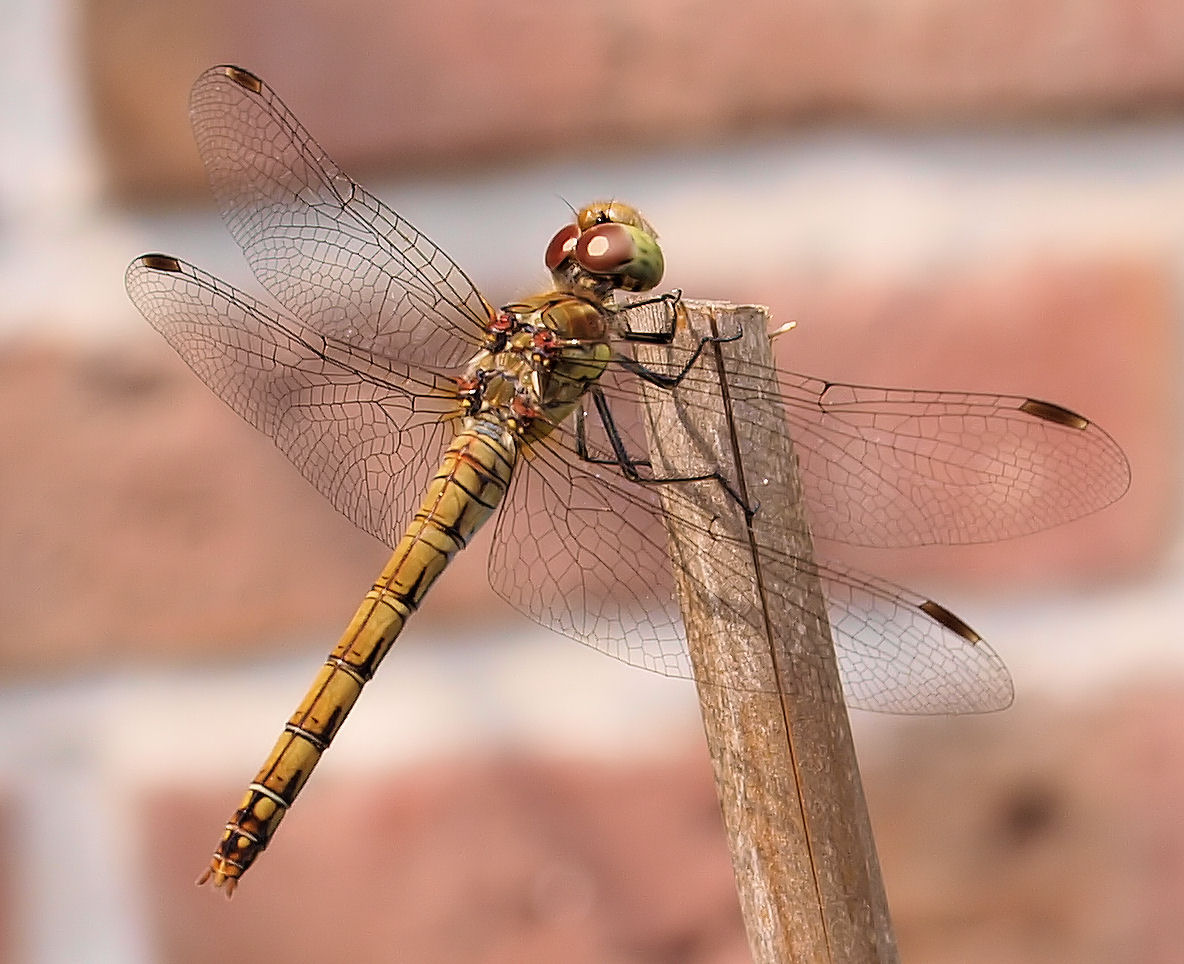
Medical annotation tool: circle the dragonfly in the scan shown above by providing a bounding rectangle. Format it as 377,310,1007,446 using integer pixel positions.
126,65,1130,896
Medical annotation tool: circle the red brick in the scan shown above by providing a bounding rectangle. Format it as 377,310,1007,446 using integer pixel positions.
867,686,1184,963
132,687,1184,963
85,0,1184,201
144,756,748,964
0,792,14,964
753,253,1173,588
0,338,410,673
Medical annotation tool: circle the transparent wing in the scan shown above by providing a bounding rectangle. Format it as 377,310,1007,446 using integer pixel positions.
188,65,492,372
126,254,460,547
581,334,1130,548
490,439,690,679
492,413,1013,714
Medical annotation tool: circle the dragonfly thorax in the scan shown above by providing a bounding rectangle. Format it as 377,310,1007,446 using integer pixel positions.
459,294,614,440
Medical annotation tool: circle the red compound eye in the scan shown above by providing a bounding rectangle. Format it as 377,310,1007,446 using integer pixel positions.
545,223,580,271
574,223,635,272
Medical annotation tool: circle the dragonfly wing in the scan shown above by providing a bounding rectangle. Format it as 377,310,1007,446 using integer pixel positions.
188,65,492,372
488,437,693,679
781,375,1131,546
126,254,458,548
492,413,1013,713
801,558,1011,713
593,342,1130,547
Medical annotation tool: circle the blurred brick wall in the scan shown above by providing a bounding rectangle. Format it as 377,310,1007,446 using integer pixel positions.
3,0,1166,673
131,688,1184,963
3,2,1183,961
88,0,1184,201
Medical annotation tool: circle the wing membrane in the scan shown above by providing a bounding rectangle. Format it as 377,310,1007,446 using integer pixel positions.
126,66,1129,715
490,405,1013,713
126,254,459,547
584,339,1130,547
188,65,492,371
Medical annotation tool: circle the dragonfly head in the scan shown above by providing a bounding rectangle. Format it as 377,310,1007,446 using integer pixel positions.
545,201,665,295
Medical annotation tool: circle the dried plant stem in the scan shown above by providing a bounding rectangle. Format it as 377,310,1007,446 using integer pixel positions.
637,300,899,964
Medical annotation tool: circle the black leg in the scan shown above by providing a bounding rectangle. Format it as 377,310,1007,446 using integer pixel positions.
614,292,744,388
582,387,757,519
614,322,742,390
613,288,684,343
573,403,642,467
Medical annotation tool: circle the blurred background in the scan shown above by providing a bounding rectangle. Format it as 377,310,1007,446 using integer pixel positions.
2,0,1183,961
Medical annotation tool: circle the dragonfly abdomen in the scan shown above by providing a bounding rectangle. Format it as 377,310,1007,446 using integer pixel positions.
199,416,518,894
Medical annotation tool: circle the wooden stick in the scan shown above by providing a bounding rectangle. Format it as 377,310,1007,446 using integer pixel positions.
634,300,899,964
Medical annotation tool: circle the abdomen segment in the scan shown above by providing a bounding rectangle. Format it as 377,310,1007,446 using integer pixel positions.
198,417,517,894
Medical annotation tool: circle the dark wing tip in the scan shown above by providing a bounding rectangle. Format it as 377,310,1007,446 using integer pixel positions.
210,64,263,93
1019,398,1090,431
918,599,983,645
134,253,183,273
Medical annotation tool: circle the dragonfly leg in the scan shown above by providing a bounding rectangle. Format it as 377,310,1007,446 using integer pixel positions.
616,306,744,390
612,287,684,343
614,328,742,390
578,387,758,519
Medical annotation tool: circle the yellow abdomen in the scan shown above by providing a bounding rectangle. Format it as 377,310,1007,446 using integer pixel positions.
199,416,517,894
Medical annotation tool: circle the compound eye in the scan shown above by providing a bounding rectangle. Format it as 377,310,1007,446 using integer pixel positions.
574,223,635,272
545,223,580,271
